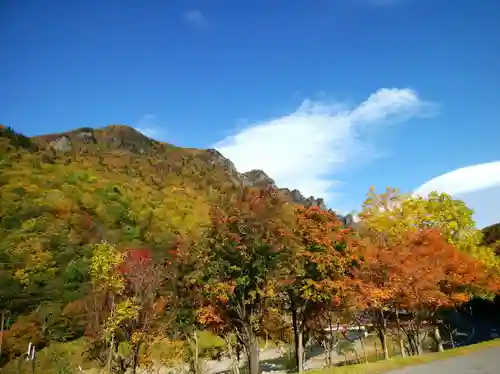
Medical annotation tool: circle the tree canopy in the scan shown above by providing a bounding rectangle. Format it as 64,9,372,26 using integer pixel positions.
1,126,499,374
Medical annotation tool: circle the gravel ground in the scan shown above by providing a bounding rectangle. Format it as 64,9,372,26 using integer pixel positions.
386,347,500,374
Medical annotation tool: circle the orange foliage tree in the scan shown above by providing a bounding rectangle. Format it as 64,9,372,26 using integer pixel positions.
282,206,362,372
390,229,497,355
351,228,498,357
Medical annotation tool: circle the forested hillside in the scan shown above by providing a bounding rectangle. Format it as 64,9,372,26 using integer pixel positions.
0,124,499,374
0,125,220,315
0,124,331,315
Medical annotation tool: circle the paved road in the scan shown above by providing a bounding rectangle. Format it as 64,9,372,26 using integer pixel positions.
386,347,500,374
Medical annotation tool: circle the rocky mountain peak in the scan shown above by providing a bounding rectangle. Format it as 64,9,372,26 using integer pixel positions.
34,125,160,154
205,149,328,211
206,149,239,175
241,170,276,188
277,188,326,210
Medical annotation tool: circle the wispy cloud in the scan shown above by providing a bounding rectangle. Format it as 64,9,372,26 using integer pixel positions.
183,9,207,29
414,161,500,228
415,161,500,197
214,88,436,209
134,114,165,140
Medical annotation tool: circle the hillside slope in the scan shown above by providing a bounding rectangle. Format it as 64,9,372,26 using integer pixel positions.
0,124,342,318
482,222,500,255
32,124,329,208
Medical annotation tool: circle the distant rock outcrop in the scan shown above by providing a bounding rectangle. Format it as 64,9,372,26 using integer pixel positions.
278,188,327,210
206,149,240,177
241,170,276,188
203,154,356,226
35,125,161,155
205,151,328,211
50,135,72,152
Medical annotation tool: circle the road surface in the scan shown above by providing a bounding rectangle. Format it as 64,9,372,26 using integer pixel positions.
386,347,500,374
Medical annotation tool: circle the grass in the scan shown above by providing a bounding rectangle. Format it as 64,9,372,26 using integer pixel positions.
197,330,226,351
309,339,500,374
1,338,98,374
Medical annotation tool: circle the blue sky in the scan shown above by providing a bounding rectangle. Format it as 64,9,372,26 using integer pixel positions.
1,0,500,225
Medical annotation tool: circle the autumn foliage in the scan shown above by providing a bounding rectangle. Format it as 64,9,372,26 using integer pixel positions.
2,126,500,373
191,187,292,374
352,229,494,311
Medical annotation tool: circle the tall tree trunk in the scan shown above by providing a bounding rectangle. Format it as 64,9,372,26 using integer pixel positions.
245,332,260,374
416,338,423,356
414,325,423,356
434,326,444,352
193,330,200,374
360,335,368,363
395,309,405,357
186,329,201,374
376,327,389,360
291,305,304,373
406,332,414,355
378,310,389,360
351,348,360,364
381,330,389,360
399,339,406,357
450,330,455,349
226,335,240,374
298,330,304,371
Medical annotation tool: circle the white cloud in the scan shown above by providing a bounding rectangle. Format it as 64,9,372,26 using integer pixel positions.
214,88,435,209
414,161,500,197
183,10,207,29
414,161,500,228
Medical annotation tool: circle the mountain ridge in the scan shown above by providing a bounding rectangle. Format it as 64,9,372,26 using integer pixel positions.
32,124,330,211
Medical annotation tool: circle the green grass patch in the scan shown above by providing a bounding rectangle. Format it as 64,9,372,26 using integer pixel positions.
1,338,97,374
197,330,226,350
309,339,500,374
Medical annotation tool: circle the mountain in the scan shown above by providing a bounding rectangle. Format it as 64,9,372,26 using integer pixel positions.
32,124,329,209
0,124,349,319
